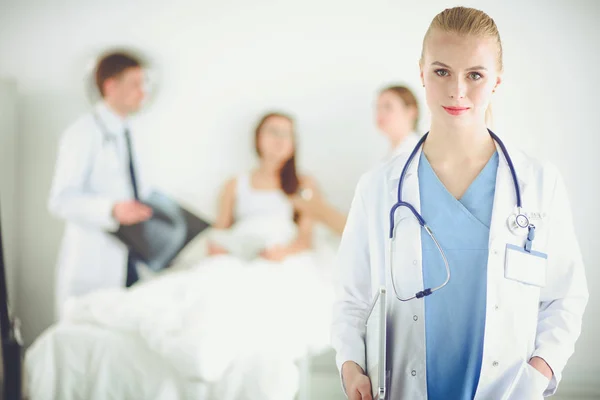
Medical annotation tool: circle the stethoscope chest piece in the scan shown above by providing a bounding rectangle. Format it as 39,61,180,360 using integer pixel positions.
507,211,530,235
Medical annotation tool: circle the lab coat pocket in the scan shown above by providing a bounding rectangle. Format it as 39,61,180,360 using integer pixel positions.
504,244,548,287
506,361,548,400
526,363,551,395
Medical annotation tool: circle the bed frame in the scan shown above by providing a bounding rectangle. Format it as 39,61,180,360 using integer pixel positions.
0,200,23,399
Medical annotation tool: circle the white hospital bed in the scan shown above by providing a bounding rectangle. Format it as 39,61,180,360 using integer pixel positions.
25,226,342,400
24,323,341,400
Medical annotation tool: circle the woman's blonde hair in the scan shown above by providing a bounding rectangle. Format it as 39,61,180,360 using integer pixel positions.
420,7,503,126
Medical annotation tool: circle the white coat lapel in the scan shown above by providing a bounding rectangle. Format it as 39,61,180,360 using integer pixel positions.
489,141,530,244
384,147,428,397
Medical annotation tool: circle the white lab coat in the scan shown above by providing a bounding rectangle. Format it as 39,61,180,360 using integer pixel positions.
331,140,588,399
48,102,148,319
385,132,420,161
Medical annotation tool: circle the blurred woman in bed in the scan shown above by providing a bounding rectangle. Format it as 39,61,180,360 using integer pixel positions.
207,112,319,262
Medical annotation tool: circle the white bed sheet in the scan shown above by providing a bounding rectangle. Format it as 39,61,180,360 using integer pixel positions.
25,323,188,400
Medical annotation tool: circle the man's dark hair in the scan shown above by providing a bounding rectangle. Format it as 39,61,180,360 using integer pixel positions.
95,51,143,96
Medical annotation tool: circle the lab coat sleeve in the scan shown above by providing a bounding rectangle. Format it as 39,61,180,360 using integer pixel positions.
330,173,373,389
48,125,119,232
532,170,589,396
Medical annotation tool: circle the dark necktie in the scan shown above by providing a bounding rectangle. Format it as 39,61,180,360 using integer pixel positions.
123,128,139,287
123,128,139,200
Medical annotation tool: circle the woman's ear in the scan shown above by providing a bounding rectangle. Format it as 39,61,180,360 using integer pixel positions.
493,75,502,92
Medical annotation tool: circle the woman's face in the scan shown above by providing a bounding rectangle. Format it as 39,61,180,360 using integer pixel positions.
420,30,502,128
257,116,295,164
376,91,416,137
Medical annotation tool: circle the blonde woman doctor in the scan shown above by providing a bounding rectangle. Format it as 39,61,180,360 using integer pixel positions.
48,52,153,318
332,7,588,400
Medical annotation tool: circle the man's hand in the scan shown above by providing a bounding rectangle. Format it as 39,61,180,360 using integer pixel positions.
112,200,152,225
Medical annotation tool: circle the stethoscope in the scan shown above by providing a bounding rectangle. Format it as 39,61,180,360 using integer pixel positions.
93,112,119,146
91,111,132,172
389,129,536,302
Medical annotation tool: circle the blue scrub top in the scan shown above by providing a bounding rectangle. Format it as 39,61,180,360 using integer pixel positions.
418,151,499,400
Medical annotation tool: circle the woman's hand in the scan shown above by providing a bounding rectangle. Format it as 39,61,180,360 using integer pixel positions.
291,189,347,235
342,361,373,400
528,357,553,380
290,189,324,219
207,241,228,256
260,245,288,261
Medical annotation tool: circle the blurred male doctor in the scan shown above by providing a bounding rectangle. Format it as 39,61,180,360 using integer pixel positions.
48,51,152,318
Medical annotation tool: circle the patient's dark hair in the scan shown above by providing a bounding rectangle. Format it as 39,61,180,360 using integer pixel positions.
254,112,300,221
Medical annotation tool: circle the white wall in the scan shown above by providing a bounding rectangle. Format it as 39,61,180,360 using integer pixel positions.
0,0,598,396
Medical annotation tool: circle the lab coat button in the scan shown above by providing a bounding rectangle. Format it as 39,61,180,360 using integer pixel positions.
494,305,499,311
413,260,418,265
493,361,499,367
413,315,418,321
411,370,417,376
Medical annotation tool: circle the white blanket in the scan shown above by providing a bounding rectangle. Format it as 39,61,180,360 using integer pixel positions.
28,218,339,400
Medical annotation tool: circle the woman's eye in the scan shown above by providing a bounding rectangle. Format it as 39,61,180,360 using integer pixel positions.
469,72,483,80
434,69,449,77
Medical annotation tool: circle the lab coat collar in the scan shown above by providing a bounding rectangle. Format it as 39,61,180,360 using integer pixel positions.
493,137,531,193
386,145,422,199
95,101,130,137
389,132,421,159
488,138,533,242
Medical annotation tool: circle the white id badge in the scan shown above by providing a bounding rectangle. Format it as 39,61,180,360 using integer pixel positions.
504,243,548,287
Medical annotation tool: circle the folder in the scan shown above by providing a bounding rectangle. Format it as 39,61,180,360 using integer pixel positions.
366,287,387,400
113,191,211,271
